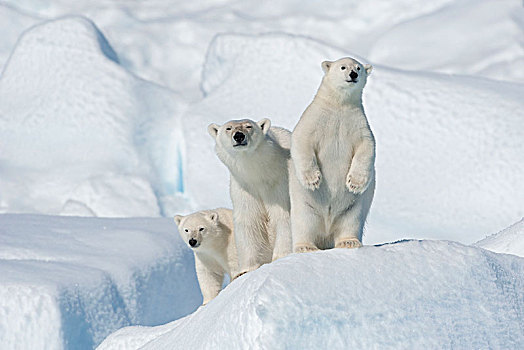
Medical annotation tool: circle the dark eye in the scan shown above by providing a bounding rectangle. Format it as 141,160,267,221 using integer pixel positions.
357,66,361,71
184,229,189,232
226,127,231,131
341,66,346,70
246,125,252,129
199,227,204,231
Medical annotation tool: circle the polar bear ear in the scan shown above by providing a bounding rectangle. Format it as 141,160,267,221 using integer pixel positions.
174,215,184,226
208,123,220,139
208,211,219,223
321,60,332,74
364,64,373,75
257,118,271,135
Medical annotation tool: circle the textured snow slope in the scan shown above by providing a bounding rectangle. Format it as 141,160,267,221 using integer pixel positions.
476,218,524,257
1,0,522,99
369,0,524,83
185,33,524,244
0,16,188,217
99,240,524,349
0,214,200,349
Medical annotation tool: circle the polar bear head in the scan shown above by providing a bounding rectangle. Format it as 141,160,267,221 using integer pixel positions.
174,210,223,251
208,118,271,154
321,57,373,96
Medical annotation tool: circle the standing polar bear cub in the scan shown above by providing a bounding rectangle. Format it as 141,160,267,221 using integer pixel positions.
290,57,375,252
175,208,238,305
208,118,292,275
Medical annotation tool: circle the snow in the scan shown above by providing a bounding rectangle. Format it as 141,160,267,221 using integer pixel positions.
0,16,189,217
476,219,524,258
368,0,524,83
99,240,524,349
0,0,522,349
0,214,201,349
2,0,523,98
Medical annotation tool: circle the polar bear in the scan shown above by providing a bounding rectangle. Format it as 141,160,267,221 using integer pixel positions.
208,118,292,274
174,208,238,305
290,57,375,252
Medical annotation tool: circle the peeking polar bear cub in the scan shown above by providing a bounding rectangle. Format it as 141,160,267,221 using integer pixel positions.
208,118,292,275
174,208,238,305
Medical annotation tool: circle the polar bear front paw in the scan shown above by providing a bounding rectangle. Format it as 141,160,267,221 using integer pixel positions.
346,171,370,194
299,168,322,190
335,238,362,249
294,244,319,253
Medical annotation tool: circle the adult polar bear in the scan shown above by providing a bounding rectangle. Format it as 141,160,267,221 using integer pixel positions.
208,118,292,274
290,57,375,252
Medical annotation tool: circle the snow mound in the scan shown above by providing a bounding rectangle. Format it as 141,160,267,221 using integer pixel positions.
369,0,524,83
476,218,524,257
0,214,201,349
0,2,39,71
185,33,524,244
3,0,522,99
99,240,524,349
0,16,188,217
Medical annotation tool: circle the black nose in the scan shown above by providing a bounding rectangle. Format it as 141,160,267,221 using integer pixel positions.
233,132,245,143
188,238,197,247
349,71,358,80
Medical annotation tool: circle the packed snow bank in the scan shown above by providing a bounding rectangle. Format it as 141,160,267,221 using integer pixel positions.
0,0,457,100
476,218,524,257
2,0,522,100
0,214,201,349
99,240,524,349
0,16,188,217
185,33,524,244
0,2,39,70
368,0,524,83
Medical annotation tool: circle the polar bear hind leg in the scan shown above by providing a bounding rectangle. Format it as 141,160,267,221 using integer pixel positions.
333,180,374,249
332,204,364,249
291,197,325,253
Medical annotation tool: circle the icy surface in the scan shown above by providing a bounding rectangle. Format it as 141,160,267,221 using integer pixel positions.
0,16,188,217
99,240,524,349
476,219,524,257
186,33,524,244
0,214,201,349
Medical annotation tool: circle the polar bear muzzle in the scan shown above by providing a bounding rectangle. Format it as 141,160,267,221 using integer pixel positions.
348,70,359,82
188,238,200,248
233,131,247,147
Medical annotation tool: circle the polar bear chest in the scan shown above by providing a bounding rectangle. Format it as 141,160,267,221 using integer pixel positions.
314,111,362,181
230,142,289,189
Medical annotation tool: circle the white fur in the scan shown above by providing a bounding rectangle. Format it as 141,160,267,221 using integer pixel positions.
174,208,238,305
208,118,293,274
290,57,375,252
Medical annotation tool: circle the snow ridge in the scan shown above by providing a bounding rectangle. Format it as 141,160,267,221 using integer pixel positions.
0,16,188,217
100,240,524,349
0,214,202,349
476,218,524,257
